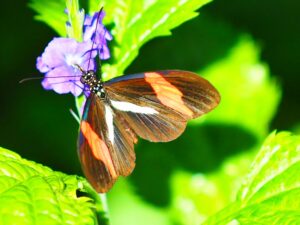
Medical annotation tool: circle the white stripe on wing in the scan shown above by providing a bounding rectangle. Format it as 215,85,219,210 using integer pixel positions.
110,100,158,114
105,105,114,144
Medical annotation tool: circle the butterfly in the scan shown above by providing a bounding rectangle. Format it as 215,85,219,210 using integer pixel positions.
77,68,220,193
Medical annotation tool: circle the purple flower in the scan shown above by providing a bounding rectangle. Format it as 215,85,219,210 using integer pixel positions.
36,9,112,96
83,11,112,60
37,38,96,96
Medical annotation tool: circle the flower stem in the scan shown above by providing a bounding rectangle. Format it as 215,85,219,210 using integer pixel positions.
99,193,110,218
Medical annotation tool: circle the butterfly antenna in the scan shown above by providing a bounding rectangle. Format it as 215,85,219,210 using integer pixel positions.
87,7,104,72
19,75,82,84
74,64,85,73
19,77,44,83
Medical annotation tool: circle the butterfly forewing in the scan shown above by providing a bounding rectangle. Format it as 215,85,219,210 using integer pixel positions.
103,70,220,142
78,94,136,192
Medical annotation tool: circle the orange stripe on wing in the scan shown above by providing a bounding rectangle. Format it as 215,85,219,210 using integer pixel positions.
144,72,193,118
80,121,117,178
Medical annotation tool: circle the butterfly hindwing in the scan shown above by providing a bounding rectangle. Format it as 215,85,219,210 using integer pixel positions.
104,70,220,142
78,94,136,193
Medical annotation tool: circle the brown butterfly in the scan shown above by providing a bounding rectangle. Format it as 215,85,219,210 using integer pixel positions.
78,69,220,192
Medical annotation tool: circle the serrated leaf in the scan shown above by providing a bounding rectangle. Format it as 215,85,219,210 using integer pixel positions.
0,147,106,225
29,0,67,36
95,0,211,80
30,0,211,79
203,131,300,225
238,132,300,203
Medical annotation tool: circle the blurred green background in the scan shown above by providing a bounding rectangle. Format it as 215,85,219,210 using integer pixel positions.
0,0,299,224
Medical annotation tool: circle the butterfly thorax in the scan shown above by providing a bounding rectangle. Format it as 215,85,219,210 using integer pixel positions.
80,70,106,99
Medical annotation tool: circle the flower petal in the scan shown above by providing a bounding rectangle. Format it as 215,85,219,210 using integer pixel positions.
42,66,83,96
81,57,96,72
40,38,70,68
37,37,98,96
36,57,50,73
99,44,111,60
36,9,111,97
83,10,112,60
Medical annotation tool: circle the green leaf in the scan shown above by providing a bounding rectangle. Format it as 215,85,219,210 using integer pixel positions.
66,0,85,41
108,179,171,225
95,0,211,80
167,35,281,224
199,36,281,139
0,147,106,225
203,131,300,225
30,0,211,79
29,0,67,36
170,151,255,225
105,15,282,225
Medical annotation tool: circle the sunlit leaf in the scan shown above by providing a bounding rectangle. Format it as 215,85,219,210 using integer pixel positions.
29,0,67,36
198,36,281,140
108,179,171,225
0,147,106,225
91,0,211,80
170,151,255,225
203,131,300,225
66,0,85,41
107,15,282,225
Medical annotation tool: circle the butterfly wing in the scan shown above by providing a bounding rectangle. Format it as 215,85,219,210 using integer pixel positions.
104,70,220,142
78,94,136,192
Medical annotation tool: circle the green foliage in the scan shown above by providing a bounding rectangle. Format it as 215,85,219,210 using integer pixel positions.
107,33,281,224
98,0,212,80
30,0,212,80
170,152,255,225
13,0,299,225
167,36,280,224
29,0,67,36
200,36,281,139
108,180,171,225
66,0,85,41
203,131,300,225
0,147,105,225
29,0,84,40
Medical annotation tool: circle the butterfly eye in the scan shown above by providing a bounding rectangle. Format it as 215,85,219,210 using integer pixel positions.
80,75,88,84
81,71,94,84
87,70,95,77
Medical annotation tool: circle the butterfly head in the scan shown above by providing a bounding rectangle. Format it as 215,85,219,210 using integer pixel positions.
80,70,97,84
